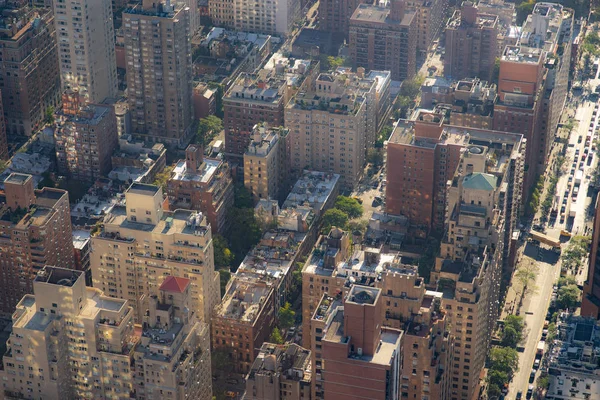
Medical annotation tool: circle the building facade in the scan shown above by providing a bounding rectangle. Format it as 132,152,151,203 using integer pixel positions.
53,0,118,102
167,145,234,234
318,0,367,37
123,0,193,146
444,2,499,82
0,173,74,314
349,2,417,81
0,6,61,136
54,91,119,182
0,95,7,160
244,123,290,203
406,0,448,54
91,183,220,322
209,0,300,36
583,197,600,318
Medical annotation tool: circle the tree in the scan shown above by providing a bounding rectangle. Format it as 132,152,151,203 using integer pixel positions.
367,148,384,166
38,171,55,189
213,234,233,269
504,315,525,334
234,183,254,208
334,196,363,219
278,302,296,330
218,269,231,297
320,55,351,71
501,326,520,348
153,166,173,190
489,347,519,379
196,115,223,146
517,0,536,25
321,208,349,231
228,207,263,266
515,261,538,297
557,276,577,288
562,236,591,269
487,369,509,390
269,327,284,344
211,348,233,374
44,106,55,125
347,219,369,235
537,375,550,390
491,58,500,84
557,284,580,310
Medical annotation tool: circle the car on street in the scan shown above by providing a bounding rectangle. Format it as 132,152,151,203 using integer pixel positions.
527,385,534,399
529,370,536,383
516,391,522,400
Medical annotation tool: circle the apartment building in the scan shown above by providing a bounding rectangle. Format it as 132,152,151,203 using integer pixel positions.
0,173,74,314
1,266,137,399
349,2,417,81
281,170,340,218
422,78,498,130
209,0,300,36
123,0,193,146
0,6,61,137
583,197,600,318
224,58,318,162
1,267,212,400
53,0,117,103
319,285,403,400
379,267,453,400
167,145,234,234
133,276,213,400
429,136,524,400
110,137,167,184
493,3,573,193
0,96,7,160
385,111,525,234
444,2,499,82
318,0,366,37
406,0,448,53
477,0,516,27
285,71,368,189
54,90,119,182
90,183,220,322
244,123,290,203
211,271,277,374
245,343,312,400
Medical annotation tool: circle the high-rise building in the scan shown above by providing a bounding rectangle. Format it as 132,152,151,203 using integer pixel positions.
223,58,318,162
54,90,119,182
123,0,193,146
444,1,499,82
405,0,448,54
285,70,369,189
1,267,213,400
53,0,118,103
318,0,367,37
319,285,403,400
244,123,290,203
208,0,300,36
134,276,213,400
385,112,525,234
582,197,600,318
1,266,137,399
90,182,220,322
429,132,524,400
0,173,74,314
0,6,61,136
0,94,8,160
245,343,312,400
493,3,573,193
167,144,235,233
349,2,417,81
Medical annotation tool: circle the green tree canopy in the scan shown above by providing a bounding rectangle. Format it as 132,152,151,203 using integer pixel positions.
234,183,254,208
557,276,577,288
213,234,233,269
278,302,296,330
218,269,231,297
196,115,223,146
228,207,262,267
489,347,519,380
322,208,349,231
153,166,173,190
557,284,580,310
269,327,284,344
334,196,363,219
501,326,520,348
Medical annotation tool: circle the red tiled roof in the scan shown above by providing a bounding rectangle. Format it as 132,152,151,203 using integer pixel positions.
159,276,190,293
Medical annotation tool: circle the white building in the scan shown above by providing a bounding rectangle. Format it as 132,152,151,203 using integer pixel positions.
53,0,118,103
210,0,300,36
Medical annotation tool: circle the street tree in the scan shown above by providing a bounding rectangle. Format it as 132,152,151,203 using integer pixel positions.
557,285,580,310
334,196,363,219
278,302,296,330
269,327,284,344
488,347,519,380
196,115,223,146
213,234,233,269
321,209,349,231
515,260,539,297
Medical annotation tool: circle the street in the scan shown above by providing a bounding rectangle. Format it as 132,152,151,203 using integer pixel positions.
504,59,600,399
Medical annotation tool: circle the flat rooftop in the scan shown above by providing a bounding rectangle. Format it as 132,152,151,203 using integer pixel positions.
34,267,82,286
350,4,414,27
502,45,543,63
214,276,273,323
171,158,222,184
127,183,160,196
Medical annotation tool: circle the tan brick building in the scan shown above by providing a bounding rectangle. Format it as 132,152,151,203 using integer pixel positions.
244,123,290,203
406,0,448,54
91,183,220,322
167,145,234,234
245,343,312,400
0,173,74,314
54,90,119,182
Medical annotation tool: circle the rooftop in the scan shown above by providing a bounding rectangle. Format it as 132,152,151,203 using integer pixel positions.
282,171,340,212
214,275,274,323
350,4,415,27
159,276,190,293
502,45,543,63
127,183,160,196
248,343,311,382
34,266,82,287
171,157,222,184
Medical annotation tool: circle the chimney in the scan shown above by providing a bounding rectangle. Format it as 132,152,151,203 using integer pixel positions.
461,1,478,25
4,173,36,211
390,0,405,22
185,144,203,172
357,67,365,78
